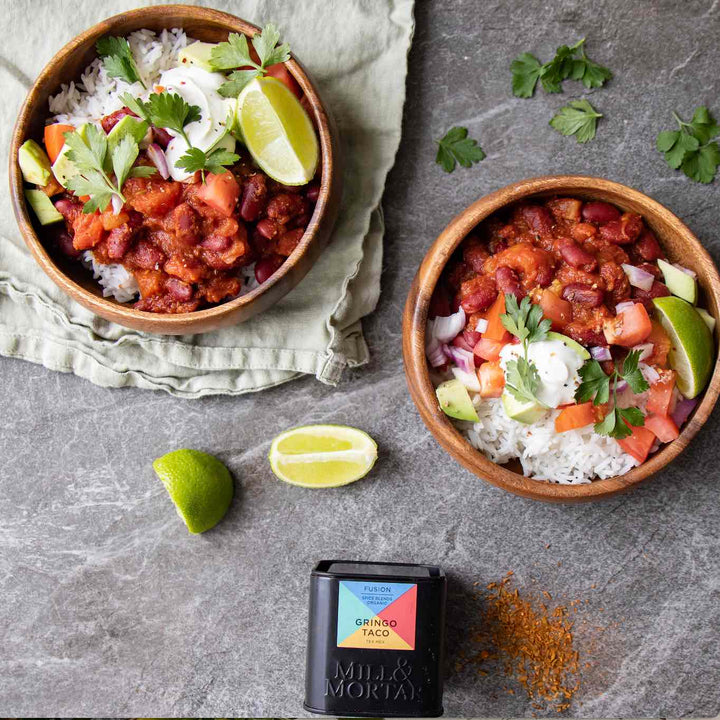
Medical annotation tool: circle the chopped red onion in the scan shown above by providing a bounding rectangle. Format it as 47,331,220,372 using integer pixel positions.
622,263,655,291
639,363,660,384
632,343,654,361
433,307,466,342
673,263,697,279
671,397,698,427
452,366,481,392
612,379,628,392
615,301,635,314
111,195,123,215
475,317,488,333
590,346,612,361
425,333,447,368
147,143,170,180
446,345,475,374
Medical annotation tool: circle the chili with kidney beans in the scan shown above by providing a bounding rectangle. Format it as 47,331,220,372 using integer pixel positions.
50,110,319,314
432,196,670,348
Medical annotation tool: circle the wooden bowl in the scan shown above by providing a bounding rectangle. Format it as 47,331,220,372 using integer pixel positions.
403,176,720,503
9,5,341,334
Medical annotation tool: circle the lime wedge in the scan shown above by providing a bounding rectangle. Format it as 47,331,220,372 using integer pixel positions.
236,76,318,185
652,296,715,398
153,449,234,534
269,424,377,488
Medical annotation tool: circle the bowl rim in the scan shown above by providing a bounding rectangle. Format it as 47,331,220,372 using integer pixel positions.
402,174,720,503
9,4,339,331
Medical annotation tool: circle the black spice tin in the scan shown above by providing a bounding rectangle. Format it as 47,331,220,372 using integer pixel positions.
304,560,446,717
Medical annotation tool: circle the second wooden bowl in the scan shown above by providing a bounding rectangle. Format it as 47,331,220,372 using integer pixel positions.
9,5,341,334
403,176,720,503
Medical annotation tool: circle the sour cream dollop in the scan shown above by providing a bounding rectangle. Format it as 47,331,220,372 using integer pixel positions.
158,66,236,181
499,339,584,408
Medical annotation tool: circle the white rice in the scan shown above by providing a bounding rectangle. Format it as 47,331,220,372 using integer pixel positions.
49,28,189,126
82,251,139,303
49,28,260,304
457,397,638,484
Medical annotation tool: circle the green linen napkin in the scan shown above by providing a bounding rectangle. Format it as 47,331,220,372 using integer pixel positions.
0,0,413,397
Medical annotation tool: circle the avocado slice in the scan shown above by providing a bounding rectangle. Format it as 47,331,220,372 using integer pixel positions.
696,307,716,333
51,123,92,189
178,41,217,72
657,259,697,304
18,140,52,186
436,379,479,422
24,189,63,225
546,331,591,360
107,115,149,156
501,391,545,424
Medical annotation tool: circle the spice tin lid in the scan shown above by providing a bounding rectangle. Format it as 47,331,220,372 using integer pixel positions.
304,560,446,717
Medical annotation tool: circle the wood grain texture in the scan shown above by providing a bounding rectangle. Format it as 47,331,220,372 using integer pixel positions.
9,5,341,335
402,175,720,503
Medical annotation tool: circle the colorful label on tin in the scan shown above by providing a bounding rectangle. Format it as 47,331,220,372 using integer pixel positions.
336,581,417,650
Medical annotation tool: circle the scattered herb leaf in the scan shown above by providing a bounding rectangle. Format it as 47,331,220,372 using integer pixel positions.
435,126,485,173
550,99,602,143
656,107,720,183
210,23,291,98
510,53,543,98
575,350,649,439
176,145,240,177
96,36,146,89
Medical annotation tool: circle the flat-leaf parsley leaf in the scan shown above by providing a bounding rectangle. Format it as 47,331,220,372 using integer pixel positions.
176,145,241,177
550,99,602,143
435,126,485,173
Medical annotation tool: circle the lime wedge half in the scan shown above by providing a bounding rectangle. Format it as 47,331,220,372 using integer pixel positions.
236,76,318,185
269,424,377,488
153,449,234,534
652,296,715,398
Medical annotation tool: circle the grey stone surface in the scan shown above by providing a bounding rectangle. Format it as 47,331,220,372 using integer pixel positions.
2,0,720,717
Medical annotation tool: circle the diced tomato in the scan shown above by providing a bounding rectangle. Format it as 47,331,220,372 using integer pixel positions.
478,360,505,398
644,414,680,443
483,293,511,342
44,123,75,163
647,370,676,416
617,424,656,463
473,337,506,362
72,212,105,250
644,320,672,367
554,402,597,433
197,171,240,217
266,63,303,98
100,209,129,231
603,302,652,347
540,289,572,329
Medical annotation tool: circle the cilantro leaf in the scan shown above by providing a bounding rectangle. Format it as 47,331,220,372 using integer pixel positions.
128,165,158,178
619,406,645,428
96,36,145,88
112,134,140,190
550,99,602,143
435,126,485,173
144,92,201,144
594,406,621,437
575,359,611,405
210,24,291,98
657,107,720,183
501,294,551,344
619,350,649,394
505,356,544,405
176,145,240,177
119,93,151,122
511,52,542,98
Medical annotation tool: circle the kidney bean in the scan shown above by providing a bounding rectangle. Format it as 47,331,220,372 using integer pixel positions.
459,275,497,313
582,201,621,224
495,266,523,300
635,229,664,261
106,225,134,260
56,231,81,259
521,205,554,236
255,254,285,284
558,237,598,271
600,261,631,305
599,220,630,245
306,182,320,203
201,234,232,252
451,332,478,354
276,228,305,256
165,277,194,302
566,324,606,347
562,283,605,307
633,280,670,310
620,213,643,242
240,174,267,222
488,237,507,254
100,107,134,134
131,240,165,269
638,262,661,279
54,197,82,225
256,218,279,240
